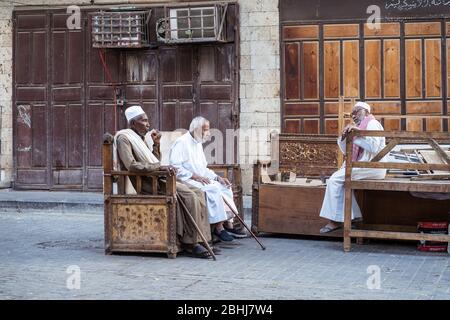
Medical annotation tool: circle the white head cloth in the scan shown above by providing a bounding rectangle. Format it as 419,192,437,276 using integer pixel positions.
354,101,371,113
124,105,145,123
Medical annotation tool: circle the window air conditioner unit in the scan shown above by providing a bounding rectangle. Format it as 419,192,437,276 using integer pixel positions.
91,10,151,48
156,3,228,43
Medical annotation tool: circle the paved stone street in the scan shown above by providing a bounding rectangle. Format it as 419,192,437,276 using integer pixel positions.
1,205,449,300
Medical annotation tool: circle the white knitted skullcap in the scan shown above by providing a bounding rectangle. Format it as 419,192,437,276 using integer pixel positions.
354,101,371,113
124,105,145,123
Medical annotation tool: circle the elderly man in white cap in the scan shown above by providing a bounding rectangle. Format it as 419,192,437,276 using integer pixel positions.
114,106,217,259
319,101,387,233
169,116,246,242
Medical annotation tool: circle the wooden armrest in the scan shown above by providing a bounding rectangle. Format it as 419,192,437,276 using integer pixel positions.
108,170,176,196
208,164,240,170
109,170,175,178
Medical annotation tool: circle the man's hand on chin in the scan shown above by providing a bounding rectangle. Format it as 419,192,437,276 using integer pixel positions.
151,129,162,145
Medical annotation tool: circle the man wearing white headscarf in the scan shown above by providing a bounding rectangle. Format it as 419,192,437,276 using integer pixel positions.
169,116,246,242
319,102,387,233
114,106,215,259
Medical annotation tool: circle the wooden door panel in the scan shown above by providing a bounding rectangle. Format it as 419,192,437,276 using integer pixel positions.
303,118,319,134
217,45,233,82
364,23,400,37
199,46,216,82
324,41,340,99
161,103,176,131
31,32,47,84
160,48,177,82
13,13,50,189
343,40,359,98
179,47,194,82
179,102,194,130
50,18,84,188
31,105,47,168
285,119,301,133
426,118,443,132
324,24,359,38
406,101,442,114
406,118,423,131
302,42,319,99
406,39,423,98
15,32,31,84
365,40,381,98
284,43,300,100
405,22,441,37
68,105,83,167
52,105,66,167
425,39,442,98
383,118,401,131
16,103,33,168
448,39,450,98
384,39,401,98
283,25,318,40
282,21,448,135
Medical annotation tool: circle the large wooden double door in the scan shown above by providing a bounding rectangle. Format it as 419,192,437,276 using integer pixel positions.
13,9,237,190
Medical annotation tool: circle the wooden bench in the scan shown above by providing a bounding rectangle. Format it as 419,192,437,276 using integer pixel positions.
252,131,450,241
102,133,243,258
343,131,450,252
252,133,342,237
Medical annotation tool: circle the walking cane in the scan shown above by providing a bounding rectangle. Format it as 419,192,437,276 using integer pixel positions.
222,195,266,250
176,194,217,261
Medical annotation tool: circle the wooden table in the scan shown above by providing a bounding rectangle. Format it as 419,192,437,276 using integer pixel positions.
344,131,450,252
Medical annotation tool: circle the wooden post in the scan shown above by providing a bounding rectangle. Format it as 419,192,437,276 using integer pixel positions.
136,176,142,194
343,131,354,252
102,134,114,255
166,174,177,197
338,96,345,168
102,140,113,196
251,161,262,234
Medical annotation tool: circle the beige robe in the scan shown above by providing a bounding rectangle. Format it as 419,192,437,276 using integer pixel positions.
115,129,211,244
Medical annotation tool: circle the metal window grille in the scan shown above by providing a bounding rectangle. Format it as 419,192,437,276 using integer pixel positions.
91,10,151,48
156,4,228,43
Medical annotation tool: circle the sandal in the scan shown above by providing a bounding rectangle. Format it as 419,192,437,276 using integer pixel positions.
319,223,342,234
184,244,212,259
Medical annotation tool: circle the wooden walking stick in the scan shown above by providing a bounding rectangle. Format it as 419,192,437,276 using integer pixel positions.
222,195,266,250
176,194,217,261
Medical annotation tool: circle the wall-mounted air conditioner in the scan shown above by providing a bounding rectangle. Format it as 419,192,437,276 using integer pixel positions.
156,3,228,43
91,10,151,48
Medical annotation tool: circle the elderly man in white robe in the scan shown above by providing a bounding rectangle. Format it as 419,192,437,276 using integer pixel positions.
319,102,387,233
169,116,246,242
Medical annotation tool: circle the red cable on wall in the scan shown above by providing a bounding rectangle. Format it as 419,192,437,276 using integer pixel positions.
98,48,118,133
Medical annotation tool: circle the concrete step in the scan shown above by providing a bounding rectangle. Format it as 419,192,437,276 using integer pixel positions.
0,189,103,213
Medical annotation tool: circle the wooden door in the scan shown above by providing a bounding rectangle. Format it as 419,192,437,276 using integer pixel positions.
50,11,85,189
13,8,238,190
13,11,49,189
281,20,449,134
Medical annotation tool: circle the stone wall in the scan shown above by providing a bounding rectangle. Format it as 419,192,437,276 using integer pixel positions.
0,0,281,199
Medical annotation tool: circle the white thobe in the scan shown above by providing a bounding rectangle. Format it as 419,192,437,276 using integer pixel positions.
169,132,237,224
319,119,387,222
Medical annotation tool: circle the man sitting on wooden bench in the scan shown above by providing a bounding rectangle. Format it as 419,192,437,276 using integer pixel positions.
169,116,246,242
114,105,214,259
319,102,388,233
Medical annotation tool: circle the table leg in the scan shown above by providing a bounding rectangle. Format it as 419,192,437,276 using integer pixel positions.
344,187,352,252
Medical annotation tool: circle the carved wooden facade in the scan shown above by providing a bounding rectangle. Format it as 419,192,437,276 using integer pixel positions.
278,134,339,177
280,0,450,135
